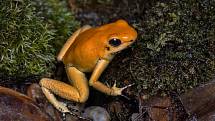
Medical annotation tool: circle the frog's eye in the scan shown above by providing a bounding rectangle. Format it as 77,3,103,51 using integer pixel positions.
109,38,121,47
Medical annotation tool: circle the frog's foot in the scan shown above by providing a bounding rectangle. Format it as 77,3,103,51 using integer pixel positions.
58,102,91,121
58,102,70,113
41,87,70,113
111,80,134,96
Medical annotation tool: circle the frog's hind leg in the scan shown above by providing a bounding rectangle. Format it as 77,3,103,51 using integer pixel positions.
39,67,89,112
65,66,89,102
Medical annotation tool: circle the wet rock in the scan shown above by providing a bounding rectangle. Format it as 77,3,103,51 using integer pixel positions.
0,86,51,121
180,80,215,121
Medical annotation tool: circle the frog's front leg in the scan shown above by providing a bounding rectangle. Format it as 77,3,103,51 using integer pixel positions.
39,66,89,113
89,59,132,96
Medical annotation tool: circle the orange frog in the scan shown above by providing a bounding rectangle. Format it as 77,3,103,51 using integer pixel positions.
39,20,137,113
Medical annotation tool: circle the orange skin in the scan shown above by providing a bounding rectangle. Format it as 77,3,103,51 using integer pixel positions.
39,20,137,113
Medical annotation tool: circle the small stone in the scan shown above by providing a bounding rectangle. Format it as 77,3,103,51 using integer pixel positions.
82,106,110,121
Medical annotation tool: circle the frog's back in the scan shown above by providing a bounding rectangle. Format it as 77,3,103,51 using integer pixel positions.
62,28,101,72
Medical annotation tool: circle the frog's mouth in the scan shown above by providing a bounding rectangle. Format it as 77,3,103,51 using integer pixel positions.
111,51,121,55
110,41,134,55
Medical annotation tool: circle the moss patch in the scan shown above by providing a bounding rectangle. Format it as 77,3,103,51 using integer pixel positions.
32,0,80,52
134,0,215,95
0,0,55,76
0,0,79,77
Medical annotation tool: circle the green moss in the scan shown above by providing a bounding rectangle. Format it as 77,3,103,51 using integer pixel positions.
32,0,80,51
0,0,79,77
0,0,55,76
134,0,215,95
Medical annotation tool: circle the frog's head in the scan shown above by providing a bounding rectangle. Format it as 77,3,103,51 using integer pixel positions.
98,19,137,56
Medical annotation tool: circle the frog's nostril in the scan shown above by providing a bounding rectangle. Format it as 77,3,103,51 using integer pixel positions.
130,40,134,42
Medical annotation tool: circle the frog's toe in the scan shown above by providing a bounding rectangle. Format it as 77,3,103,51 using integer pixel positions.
57,102,70,113
121,83,135,90
111,82,134,96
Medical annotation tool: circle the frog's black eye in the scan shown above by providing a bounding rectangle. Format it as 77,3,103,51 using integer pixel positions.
109,38,121,47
